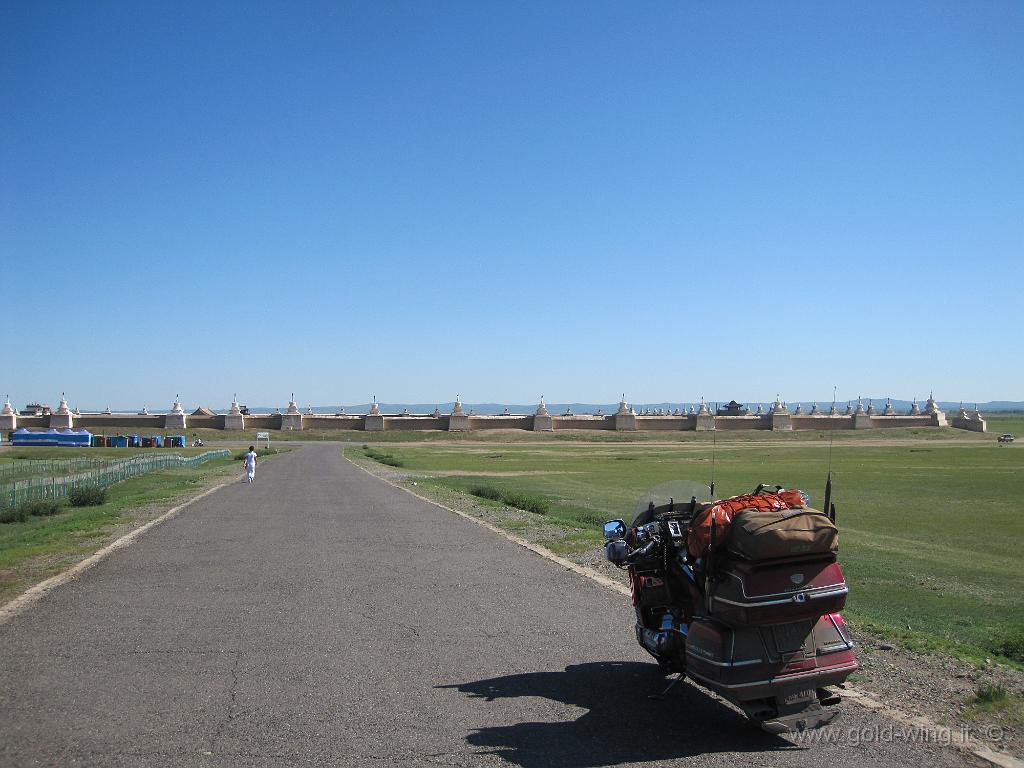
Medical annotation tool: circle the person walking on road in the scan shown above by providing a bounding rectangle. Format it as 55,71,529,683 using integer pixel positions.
244,445,257,484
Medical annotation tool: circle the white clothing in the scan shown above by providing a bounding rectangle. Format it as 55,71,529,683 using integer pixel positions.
244,451,257,483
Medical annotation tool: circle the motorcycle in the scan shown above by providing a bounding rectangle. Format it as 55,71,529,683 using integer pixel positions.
603,480,857,733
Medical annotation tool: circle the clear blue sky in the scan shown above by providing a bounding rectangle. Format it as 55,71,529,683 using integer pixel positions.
3,1,1021,410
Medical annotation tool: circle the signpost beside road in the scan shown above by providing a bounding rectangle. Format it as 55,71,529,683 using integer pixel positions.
256,431,270,449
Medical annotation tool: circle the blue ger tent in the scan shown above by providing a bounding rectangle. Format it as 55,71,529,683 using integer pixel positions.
11,428,92,447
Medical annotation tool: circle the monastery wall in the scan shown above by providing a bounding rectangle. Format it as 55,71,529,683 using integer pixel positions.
0,396,967,436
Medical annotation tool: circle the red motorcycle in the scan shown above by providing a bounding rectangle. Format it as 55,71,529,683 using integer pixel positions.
604,480,857,733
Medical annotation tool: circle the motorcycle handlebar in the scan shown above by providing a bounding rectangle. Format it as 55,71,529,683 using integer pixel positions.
627,540,659,562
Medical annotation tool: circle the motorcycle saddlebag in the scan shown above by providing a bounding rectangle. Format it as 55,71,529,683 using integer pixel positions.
728,507,838,562
709,555,848,626
685,613,857,702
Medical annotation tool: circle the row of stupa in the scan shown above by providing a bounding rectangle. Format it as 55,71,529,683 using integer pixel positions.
4,393,954,417
2,392,981,433
628,395,954,418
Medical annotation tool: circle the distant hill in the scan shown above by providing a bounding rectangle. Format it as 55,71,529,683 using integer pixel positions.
960,401,1024,412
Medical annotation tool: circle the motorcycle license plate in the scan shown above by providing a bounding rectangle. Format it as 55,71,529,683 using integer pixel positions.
783,689,815,706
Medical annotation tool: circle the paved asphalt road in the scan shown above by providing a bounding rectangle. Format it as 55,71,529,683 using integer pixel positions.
0,444,969,767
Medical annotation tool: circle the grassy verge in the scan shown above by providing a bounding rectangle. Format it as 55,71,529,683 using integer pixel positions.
348,439,1024,668
0,453,241,605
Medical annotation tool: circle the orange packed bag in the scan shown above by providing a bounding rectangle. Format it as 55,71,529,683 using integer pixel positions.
778,489,807,508
687,492,794,558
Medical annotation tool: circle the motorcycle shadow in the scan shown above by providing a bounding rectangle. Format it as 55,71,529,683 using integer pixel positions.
439,661,795,767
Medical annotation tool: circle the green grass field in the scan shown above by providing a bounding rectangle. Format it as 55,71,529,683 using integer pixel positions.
353,434,1024,667
0,446,219,461
0,446,222,480
988,413,1024,436
0,449,239,603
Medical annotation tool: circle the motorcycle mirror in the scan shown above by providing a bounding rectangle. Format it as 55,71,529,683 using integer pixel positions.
603,519,627,541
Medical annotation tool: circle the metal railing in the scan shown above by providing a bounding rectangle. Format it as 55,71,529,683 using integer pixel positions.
1,450,232,509
0,457,108,483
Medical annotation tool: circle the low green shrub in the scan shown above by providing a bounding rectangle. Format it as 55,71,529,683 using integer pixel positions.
0,499,67,523
469,485,549,515
503,492,549,515
68,487,108,507
23,500,64,517
0,507,29,524
963,682,1024,727
470,486,503,501
990,632,1024,663
973,683,1007,705
363,448,404,468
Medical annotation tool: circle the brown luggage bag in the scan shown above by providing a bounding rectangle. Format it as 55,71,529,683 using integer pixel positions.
728,507,838,561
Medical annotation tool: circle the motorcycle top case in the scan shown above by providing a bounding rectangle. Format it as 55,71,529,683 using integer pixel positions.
685,613,857,701
710,555,848,626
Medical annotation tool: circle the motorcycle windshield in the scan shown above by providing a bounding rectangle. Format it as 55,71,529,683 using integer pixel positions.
632,480,713,526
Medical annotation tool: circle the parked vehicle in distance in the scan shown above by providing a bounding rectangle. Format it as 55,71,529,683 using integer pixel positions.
997,433,1014,443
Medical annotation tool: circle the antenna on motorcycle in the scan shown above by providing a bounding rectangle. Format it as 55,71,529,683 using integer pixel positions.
708,515,716,568
710,424,717,498
707,514,718,613
824,386,836,524
825,474,836,523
